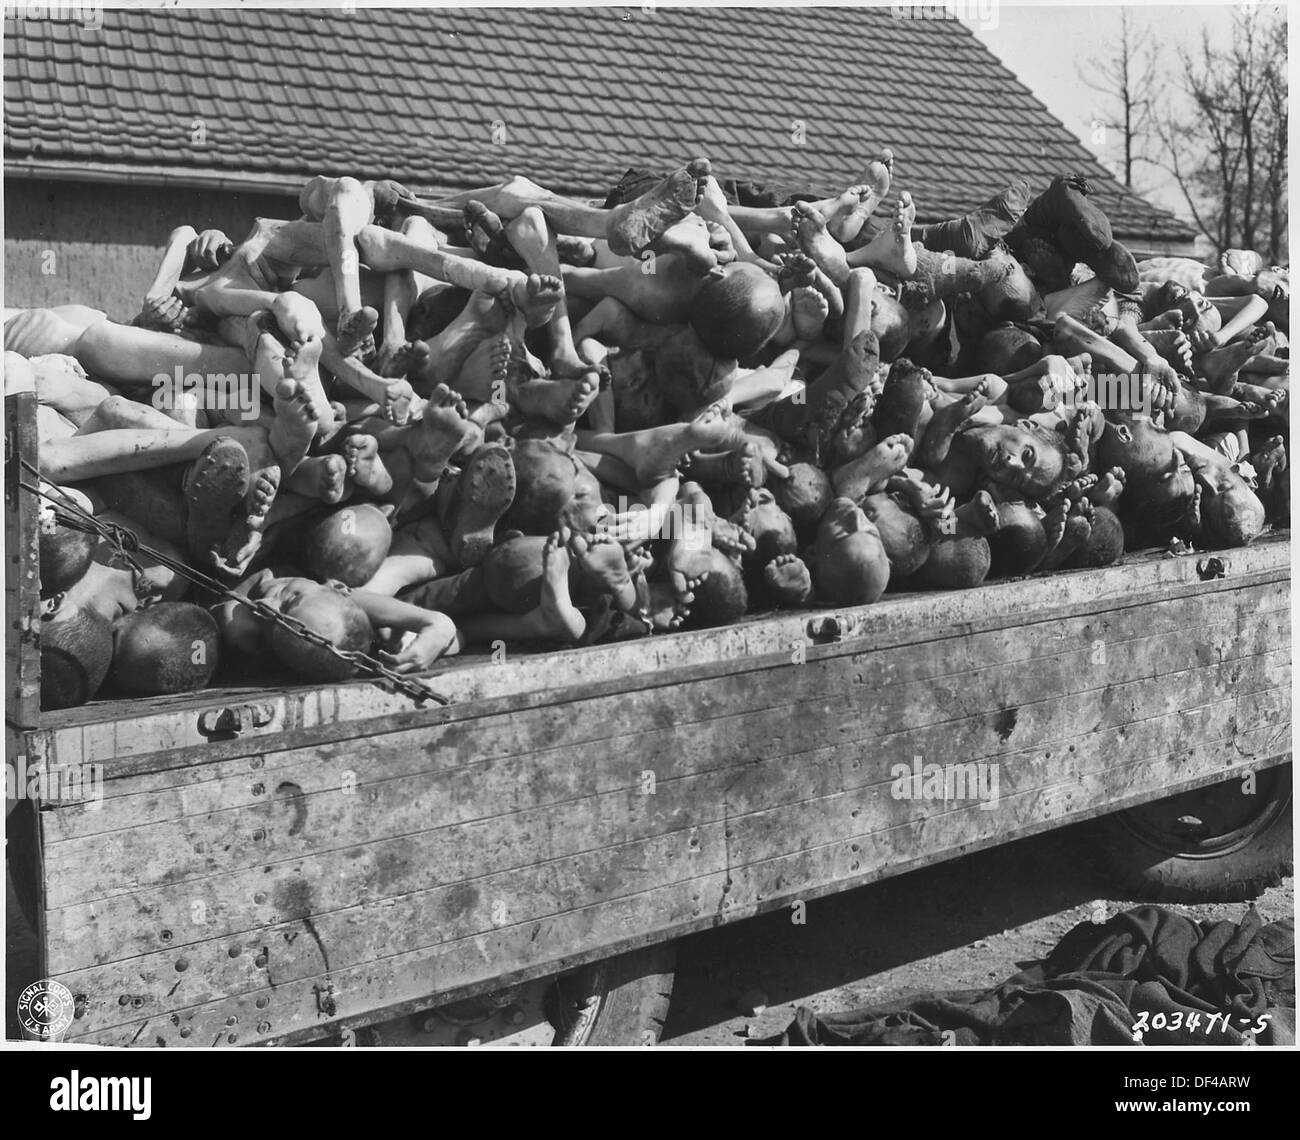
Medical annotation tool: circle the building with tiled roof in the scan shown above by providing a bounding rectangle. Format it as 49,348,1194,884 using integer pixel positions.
3,4,1198,315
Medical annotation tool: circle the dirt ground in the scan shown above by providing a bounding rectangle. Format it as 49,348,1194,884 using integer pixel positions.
661,818,1294,1045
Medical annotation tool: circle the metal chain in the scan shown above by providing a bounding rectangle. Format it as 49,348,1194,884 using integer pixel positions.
18,461,449,706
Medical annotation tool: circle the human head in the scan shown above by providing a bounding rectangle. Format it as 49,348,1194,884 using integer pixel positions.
653,327,737,414
1069,505,1124,567
302,504,392,587
503,440,579,535
737,488,798,567
562,462,607,533
916,534,991,589
39,519,96,599
979,254,1043,322
813,498,890,605
253,576,371,681
770,462,834,540
690,263,786,360
482,533,548,614
959,421,1073,498
1167,289,1222,334
111,602,220,695
1196,472,1266,549
861,493,929,578
986,501,1048,578
40,600,113,709
976,325,1043,375
1099,417,1196,532
408,285,471,341
682,548,748,628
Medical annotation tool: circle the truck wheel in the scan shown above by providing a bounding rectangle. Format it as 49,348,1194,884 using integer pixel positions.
350,943,677,1047
1092,766,1292,902
552,943,677,1046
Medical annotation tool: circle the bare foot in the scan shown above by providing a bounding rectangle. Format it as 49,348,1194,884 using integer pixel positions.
1252,434,1287,497
268,378,320,471
653,215,720,272
1089,466,1126,509
343,433,394,495
648,570,709,631
451,441,516,567
376,339,429,383
1141,328,1194,375
791,201,851,287
183,436,250,570
606,158,711,257
336,306,379,358
1199,337,1267,393
790,285,830,340
215,465,281,576
849,191,917,279
831,432,913,501
289,454,348,503
464,200,523,268
623,403,749,485
456,332,514,404
681,441,765,488
833,389,883,464
955,488,999,536
504,272,564,328
514,373,600,426
411,384,476,480
763,552,813,605
831,150,893,243
568,530,637,612
556,234,598,266
531,530,586,642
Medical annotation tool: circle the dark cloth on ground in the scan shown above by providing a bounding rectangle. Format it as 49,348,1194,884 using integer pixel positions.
758,905,1294,1046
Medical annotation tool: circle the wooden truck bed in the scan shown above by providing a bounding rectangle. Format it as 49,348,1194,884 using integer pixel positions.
9,532,1290,1046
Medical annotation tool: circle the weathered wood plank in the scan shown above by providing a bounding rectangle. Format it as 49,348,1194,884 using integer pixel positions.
41,588,1287,840
40,621,1286,908
42,661,1288,981
49,697,1289,1009
46,679,1288,973
55,724,1288,1045
31,537,1289,769
5,391,42,732
41,585,1286,825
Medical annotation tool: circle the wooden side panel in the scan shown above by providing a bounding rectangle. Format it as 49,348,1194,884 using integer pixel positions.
5,391,42,732
34,537,1292,769
36,572,1291,1046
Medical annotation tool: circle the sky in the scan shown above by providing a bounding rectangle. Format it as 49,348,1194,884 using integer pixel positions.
965,0,1285,222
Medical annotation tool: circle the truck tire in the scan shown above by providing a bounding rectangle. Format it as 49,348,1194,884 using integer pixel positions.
553,943,677,1046
1092,765,1292,902
366,943,679,1048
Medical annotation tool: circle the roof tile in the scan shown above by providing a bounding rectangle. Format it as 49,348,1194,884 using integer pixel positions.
3,6,1193,240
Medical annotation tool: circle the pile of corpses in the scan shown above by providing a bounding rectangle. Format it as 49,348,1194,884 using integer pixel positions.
12,159,1288,709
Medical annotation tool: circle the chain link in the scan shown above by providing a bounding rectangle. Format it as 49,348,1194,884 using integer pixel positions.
19,462,449,706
